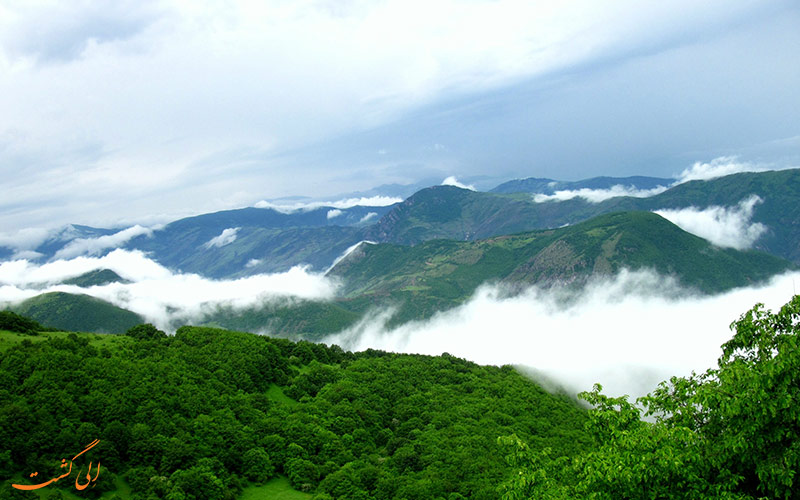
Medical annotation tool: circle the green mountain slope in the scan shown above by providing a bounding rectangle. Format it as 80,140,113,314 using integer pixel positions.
630,170,800,263
62,268,128,287
363,185,553,245
329,212,793,323
363,169,800,265
8,292,143,333
199,300,361,339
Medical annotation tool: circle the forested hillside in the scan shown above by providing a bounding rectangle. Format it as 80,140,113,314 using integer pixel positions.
0,321,589,499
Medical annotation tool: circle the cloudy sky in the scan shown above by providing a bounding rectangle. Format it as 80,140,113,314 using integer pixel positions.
1,0,799,231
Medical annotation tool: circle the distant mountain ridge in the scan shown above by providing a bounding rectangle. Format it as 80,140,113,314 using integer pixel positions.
490,175,674,194
6,209,792,336
2,169,799,280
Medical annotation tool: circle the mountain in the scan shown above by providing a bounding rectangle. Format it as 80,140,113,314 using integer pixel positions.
2,170,798,281
363,186,552,245
132,224,365,278
365,169,800,265
627,170,800,264
490,175,674,194
8,292,144,333
123,204,397,277
202,210,795,334
198,299,361,340
0,205,394,276
62,268,128,287
332,212,792,310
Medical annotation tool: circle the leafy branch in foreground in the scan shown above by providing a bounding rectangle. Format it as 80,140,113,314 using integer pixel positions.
499,295,800,500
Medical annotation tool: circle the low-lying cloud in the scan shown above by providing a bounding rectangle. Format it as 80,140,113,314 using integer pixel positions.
533,185,669,203
325,268,800,400
358,212,379,224
0,249,338,331
203,227,240,249
255,196,402,213
0,227,52,257
326,209,343,219
676,156,767,183
54,225,153,259
529,156,790,205
654,196,767,250
441,176,476,191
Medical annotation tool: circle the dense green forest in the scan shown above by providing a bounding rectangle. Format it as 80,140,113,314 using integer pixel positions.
0,314,588,499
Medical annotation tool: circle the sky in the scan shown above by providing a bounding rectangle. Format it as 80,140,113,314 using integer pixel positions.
1,0,799,232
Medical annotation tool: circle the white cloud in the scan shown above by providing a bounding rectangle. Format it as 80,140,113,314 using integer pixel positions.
245,258,262,268
326,269,800,399
533,185,669,203
326,209,343,219
654,195,767,249
0,227,52,252
54,225,153,259
11,250,45,260
441,176,476,191
326,240,377,273
358,212,379,224
254,196,402,213
676,156,766,183
0,249,338,331
203,227,240,249
528,156,794,205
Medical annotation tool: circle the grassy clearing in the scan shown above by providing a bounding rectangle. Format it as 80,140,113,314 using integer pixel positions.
239,477,311,500
265,384,298,407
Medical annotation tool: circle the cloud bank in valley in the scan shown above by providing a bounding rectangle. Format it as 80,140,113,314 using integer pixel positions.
533,185,669,203
0,249,339,331
325,269,800,400
655,196,767,250
54,225,153,259
254,196,402,213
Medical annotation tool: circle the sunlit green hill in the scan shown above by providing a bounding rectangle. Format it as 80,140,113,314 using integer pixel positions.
9,292,144,333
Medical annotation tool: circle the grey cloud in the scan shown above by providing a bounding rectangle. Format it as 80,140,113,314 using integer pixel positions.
3,1,163,63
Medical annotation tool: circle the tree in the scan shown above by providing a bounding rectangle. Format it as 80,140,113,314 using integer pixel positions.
0,311,44,334
499,295,800,500
241,448,274,483
644,294,800,499
125,323,167,340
